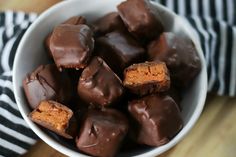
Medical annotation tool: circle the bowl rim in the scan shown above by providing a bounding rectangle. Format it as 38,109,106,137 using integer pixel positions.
13,0,208,156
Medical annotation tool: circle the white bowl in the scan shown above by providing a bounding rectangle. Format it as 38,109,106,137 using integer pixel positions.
13,0,207,156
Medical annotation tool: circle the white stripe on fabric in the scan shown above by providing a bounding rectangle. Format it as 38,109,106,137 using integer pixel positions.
2,71,12,76
229,27,236,96
0,79,13,90
0,124,36,144
29,13,37,22
1,36,17,72
227,0,234,25
215,0,223,21
202,0,210,17
5,11,13,27
0,107,29,128
191,16,210,68
5,26,14,40
15,12,25,25
166,0,174,10
0,138,26,154
0,94,18,111
191,0,198,15
178,0,186,16
206,17,217,91
217,22,227,95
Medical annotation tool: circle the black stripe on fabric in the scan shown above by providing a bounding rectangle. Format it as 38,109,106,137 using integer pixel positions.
209,0,216,18
224,25,233,95
160,0,166,6
234,0,236,25
198,0,203,17
9,29,27,69
212,21,220,92
2,28,8,46
0,145,19,157
0,130,31,149
185,0,191,15
0,100,22,118
202,18,212,80
0,64,3,74
222,0,227,22
0,115,38,139
0,75,12,81
0,13,5,26
173,0,178,13
187,18,206,56
0,86,16,103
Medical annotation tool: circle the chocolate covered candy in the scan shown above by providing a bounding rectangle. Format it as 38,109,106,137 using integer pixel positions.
117,0,163,40
76,109,129,157
93,12,126,36
29,100,77,139
23,64,71,109
97,31,145,76
148,32,201,87
128,94,183,146
62,16,87,25
50,24,94,70
78,57,124,106
123,61,170,95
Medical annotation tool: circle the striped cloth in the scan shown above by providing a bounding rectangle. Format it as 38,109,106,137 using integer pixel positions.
0,0,236,156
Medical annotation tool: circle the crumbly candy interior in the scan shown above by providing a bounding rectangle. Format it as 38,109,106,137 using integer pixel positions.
31,101,70,131
124,63,168,85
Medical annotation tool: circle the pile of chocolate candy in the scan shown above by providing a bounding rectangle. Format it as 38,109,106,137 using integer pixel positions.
23,0,201,156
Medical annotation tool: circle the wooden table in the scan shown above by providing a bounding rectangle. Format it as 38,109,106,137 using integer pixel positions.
1,1,236,157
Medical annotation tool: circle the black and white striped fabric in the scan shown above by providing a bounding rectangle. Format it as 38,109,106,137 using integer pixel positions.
0,0,236,156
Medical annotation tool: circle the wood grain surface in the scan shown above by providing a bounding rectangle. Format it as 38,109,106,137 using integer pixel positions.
1,1,236,157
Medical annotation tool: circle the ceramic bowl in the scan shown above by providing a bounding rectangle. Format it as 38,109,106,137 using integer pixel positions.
13,0,207,156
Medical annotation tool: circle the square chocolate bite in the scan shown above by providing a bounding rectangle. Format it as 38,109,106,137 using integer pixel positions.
77,57,124,106
50,24,94,70
128,94,183,146
117,0,163,40
23,64,71,109
29,100,77,139
123,61,170,95
93,12,126,36
76,109,129,157
97,31,145,76
148,32,201,87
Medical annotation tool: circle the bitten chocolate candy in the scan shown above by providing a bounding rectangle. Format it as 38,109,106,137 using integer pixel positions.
97,31,145,76
78,57,124,106
148,32,201,87
29,100,77,139
50,24,94,70
23,64,71,109
93,12,126,36
117,0,163,40
123,61,170,95
62,16,87,25
128,94,183,146
76,109,129,157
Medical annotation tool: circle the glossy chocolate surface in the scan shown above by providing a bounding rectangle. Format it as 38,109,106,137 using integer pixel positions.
23,64,71,109
50,24,94,70
78,57,124,106
148,32,201,87
128,94,183,146
76,109,129,157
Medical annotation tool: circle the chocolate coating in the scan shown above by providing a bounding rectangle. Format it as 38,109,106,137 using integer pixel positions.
23,64,71,109
78,57,124,106
76,109,129,157
93,12,126,36
50,24,94,70
148,32,201,87
128,94,183,146
117,0,163,40
97,31,145,76
62,16,87,25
